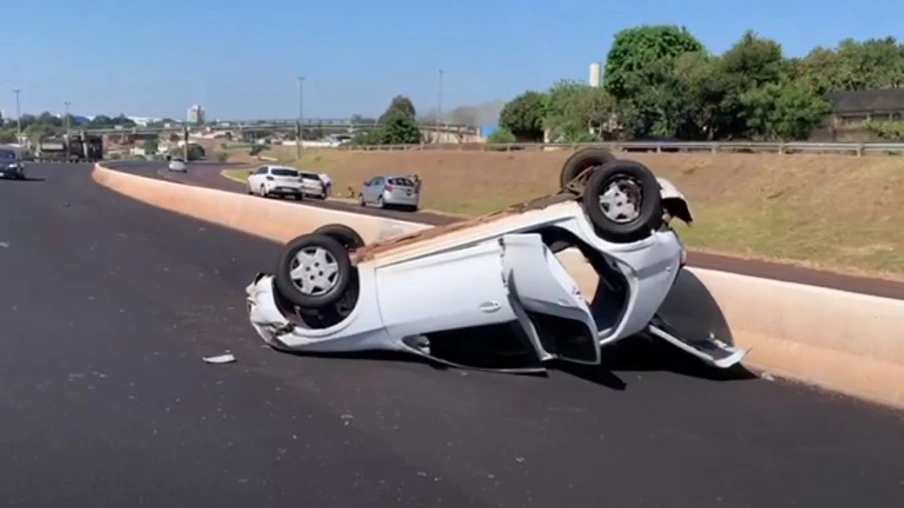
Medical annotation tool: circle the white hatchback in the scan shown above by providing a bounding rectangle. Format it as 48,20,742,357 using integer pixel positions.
167,158,187,172
246,148,747,372
246,165,305,200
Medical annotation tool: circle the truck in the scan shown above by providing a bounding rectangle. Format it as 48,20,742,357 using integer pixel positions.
37,133,104,162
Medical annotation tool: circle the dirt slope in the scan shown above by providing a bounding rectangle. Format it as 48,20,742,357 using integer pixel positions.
238,147,904,279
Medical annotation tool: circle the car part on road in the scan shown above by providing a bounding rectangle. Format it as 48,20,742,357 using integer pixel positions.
274,233,354,309
202,353,237,364
581,160,662,243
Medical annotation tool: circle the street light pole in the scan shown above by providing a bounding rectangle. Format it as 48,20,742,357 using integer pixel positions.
436,69,444,144
296,76,305,161
63,101,71,161
12,89,21,143
63,101,71,133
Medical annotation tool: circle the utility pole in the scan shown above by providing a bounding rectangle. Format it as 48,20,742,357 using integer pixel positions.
436,69,444,144
63,101,71,161
296,76,305,161
12,89,21,144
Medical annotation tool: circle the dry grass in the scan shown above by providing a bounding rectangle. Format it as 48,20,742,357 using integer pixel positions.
223,145,904,279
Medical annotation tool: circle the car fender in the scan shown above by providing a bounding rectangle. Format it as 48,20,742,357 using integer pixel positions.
656,177,693,224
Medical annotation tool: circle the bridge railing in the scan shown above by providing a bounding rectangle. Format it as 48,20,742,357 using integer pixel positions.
330,141,904,156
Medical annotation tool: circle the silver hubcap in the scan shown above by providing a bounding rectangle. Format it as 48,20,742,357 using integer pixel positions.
598,177,642,223
289,246,340,295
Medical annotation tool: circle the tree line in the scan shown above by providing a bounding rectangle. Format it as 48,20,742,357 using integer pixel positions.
494,25,904,143
0,112,180,143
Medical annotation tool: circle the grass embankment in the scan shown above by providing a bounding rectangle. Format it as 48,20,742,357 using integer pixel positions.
222,145,904,280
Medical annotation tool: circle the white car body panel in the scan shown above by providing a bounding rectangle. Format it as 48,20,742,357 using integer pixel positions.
376,238,516,339
246,183,747,371
168,160,186,172
247,165,304,195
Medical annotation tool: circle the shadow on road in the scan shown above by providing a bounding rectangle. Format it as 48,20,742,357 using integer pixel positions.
3,177,46,182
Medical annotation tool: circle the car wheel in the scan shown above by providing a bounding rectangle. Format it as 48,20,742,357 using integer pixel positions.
274,233,353,309
581,160,662,243
560,147,617,189
313,224,365,250
259,184,267,197
358,194,365,206
377,196,385,209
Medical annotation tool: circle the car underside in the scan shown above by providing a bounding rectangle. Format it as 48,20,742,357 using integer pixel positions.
245,148,748,373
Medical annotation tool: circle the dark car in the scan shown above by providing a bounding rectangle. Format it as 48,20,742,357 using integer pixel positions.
0,147,25,179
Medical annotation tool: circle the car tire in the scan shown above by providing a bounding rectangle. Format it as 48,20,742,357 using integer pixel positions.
259,184,267,197
581,160,662,243
358,194,365,206
313,224,366,250
377,196,385,209
274,233,353,309
560,147,618,188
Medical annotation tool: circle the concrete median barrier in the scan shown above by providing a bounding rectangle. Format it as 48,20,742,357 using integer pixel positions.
92,163,426,244
93,163,904,409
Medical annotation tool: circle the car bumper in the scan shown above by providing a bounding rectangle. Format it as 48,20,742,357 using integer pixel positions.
382,193,419,206
268,185,303,194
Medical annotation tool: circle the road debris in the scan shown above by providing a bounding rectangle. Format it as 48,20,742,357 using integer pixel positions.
203,353,236,365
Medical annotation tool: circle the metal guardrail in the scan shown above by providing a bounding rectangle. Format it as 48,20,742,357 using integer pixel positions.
330,141,904,156
79,120,479,136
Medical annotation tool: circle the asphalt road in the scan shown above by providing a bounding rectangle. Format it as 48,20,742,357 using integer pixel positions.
2,163,903,508
131,161,904,300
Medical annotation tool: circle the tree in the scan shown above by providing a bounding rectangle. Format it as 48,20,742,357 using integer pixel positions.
142,138,159,154
741,80,831,140
378,111,422,144
603,25,705,101
378,95,417,123
498,91,546,142
706,31,788,139
543,81,618,141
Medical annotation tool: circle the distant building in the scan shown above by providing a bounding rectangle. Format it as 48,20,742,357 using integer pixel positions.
825,89,904,125
817,89,904,141
588,62,602,88
187,104,206,124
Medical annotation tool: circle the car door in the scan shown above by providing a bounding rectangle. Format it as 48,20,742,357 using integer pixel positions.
367,177,383,204
500,233,601,365
248,166,266,190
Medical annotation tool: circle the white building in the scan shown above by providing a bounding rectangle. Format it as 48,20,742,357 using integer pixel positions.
589,62,602,88
187,104,206,124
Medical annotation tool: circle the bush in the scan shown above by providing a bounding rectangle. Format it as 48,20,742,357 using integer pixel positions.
486,128,517,144
249,144,269,156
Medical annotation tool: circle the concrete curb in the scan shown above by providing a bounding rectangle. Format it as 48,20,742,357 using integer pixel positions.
93,163,904,409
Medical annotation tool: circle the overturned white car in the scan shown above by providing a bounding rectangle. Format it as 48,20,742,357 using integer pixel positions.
246,148,747,372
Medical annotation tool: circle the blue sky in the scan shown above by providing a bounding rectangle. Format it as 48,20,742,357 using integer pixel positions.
2,0,900,121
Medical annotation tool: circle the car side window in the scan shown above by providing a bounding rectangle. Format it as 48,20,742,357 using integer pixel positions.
372,177,383,186
255,167,268,175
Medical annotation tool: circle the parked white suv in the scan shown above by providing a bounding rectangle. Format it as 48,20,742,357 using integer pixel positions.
246,165,305,200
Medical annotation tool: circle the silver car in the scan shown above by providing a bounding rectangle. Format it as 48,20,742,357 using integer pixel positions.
298,171,327,199
359,175,420,211
167,157,187,172
0,147,25,180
